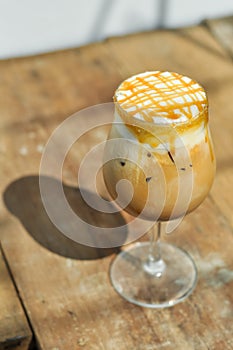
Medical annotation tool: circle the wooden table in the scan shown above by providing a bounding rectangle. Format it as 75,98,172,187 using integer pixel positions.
0,16,233,350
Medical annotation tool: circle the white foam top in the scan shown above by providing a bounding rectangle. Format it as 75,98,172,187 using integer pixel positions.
114,71,207,124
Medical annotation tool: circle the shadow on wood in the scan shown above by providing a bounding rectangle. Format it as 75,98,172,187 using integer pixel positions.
3,175,128,260
175,27,231,61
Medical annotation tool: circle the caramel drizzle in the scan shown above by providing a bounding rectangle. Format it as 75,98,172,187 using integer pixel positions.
116,72,206,121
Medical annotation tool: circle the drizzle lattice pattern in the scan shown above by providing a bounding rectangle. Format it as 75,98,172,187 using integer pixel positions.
115,72,207,121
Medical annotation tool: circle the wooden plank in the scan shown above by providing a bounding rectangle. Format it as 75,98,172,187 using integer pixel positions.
205,16,233,59
0,42,123,130
2,199,233,350
0,246,32,350
0,24,233,350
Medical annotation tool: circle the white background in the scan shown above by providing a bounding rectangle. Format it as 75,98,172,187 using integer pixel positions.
0,0,233,59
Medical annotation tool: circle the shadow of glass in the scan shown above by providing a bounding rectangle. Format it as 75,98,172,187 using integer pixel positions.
3,175,128,260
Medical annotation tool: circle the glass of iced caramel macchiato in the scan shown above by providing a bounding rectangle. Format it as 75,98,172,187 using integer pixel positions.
103,71,215,308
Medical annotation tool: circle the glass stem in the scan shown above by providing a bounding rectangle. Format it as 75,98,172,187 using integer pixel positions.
149,221,162,262
144,222,166,277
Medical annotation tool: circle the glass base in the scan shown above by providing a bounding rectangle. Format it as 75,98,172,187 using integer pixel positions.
110,242,197,308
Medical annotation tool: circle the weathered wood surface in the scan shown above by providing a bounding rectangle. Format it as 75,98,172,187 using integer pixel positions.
0,19,233,350
0,246,32,350
205,16,233,58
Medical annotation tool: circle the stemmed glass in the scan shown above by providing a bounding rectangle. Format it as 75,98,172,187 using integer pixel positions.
103,72,215,308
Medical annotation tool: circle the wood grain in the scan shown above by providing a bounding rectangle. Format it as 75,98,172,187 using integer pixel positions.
0,246,32,350
205,16,233,59
0,21,233,350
